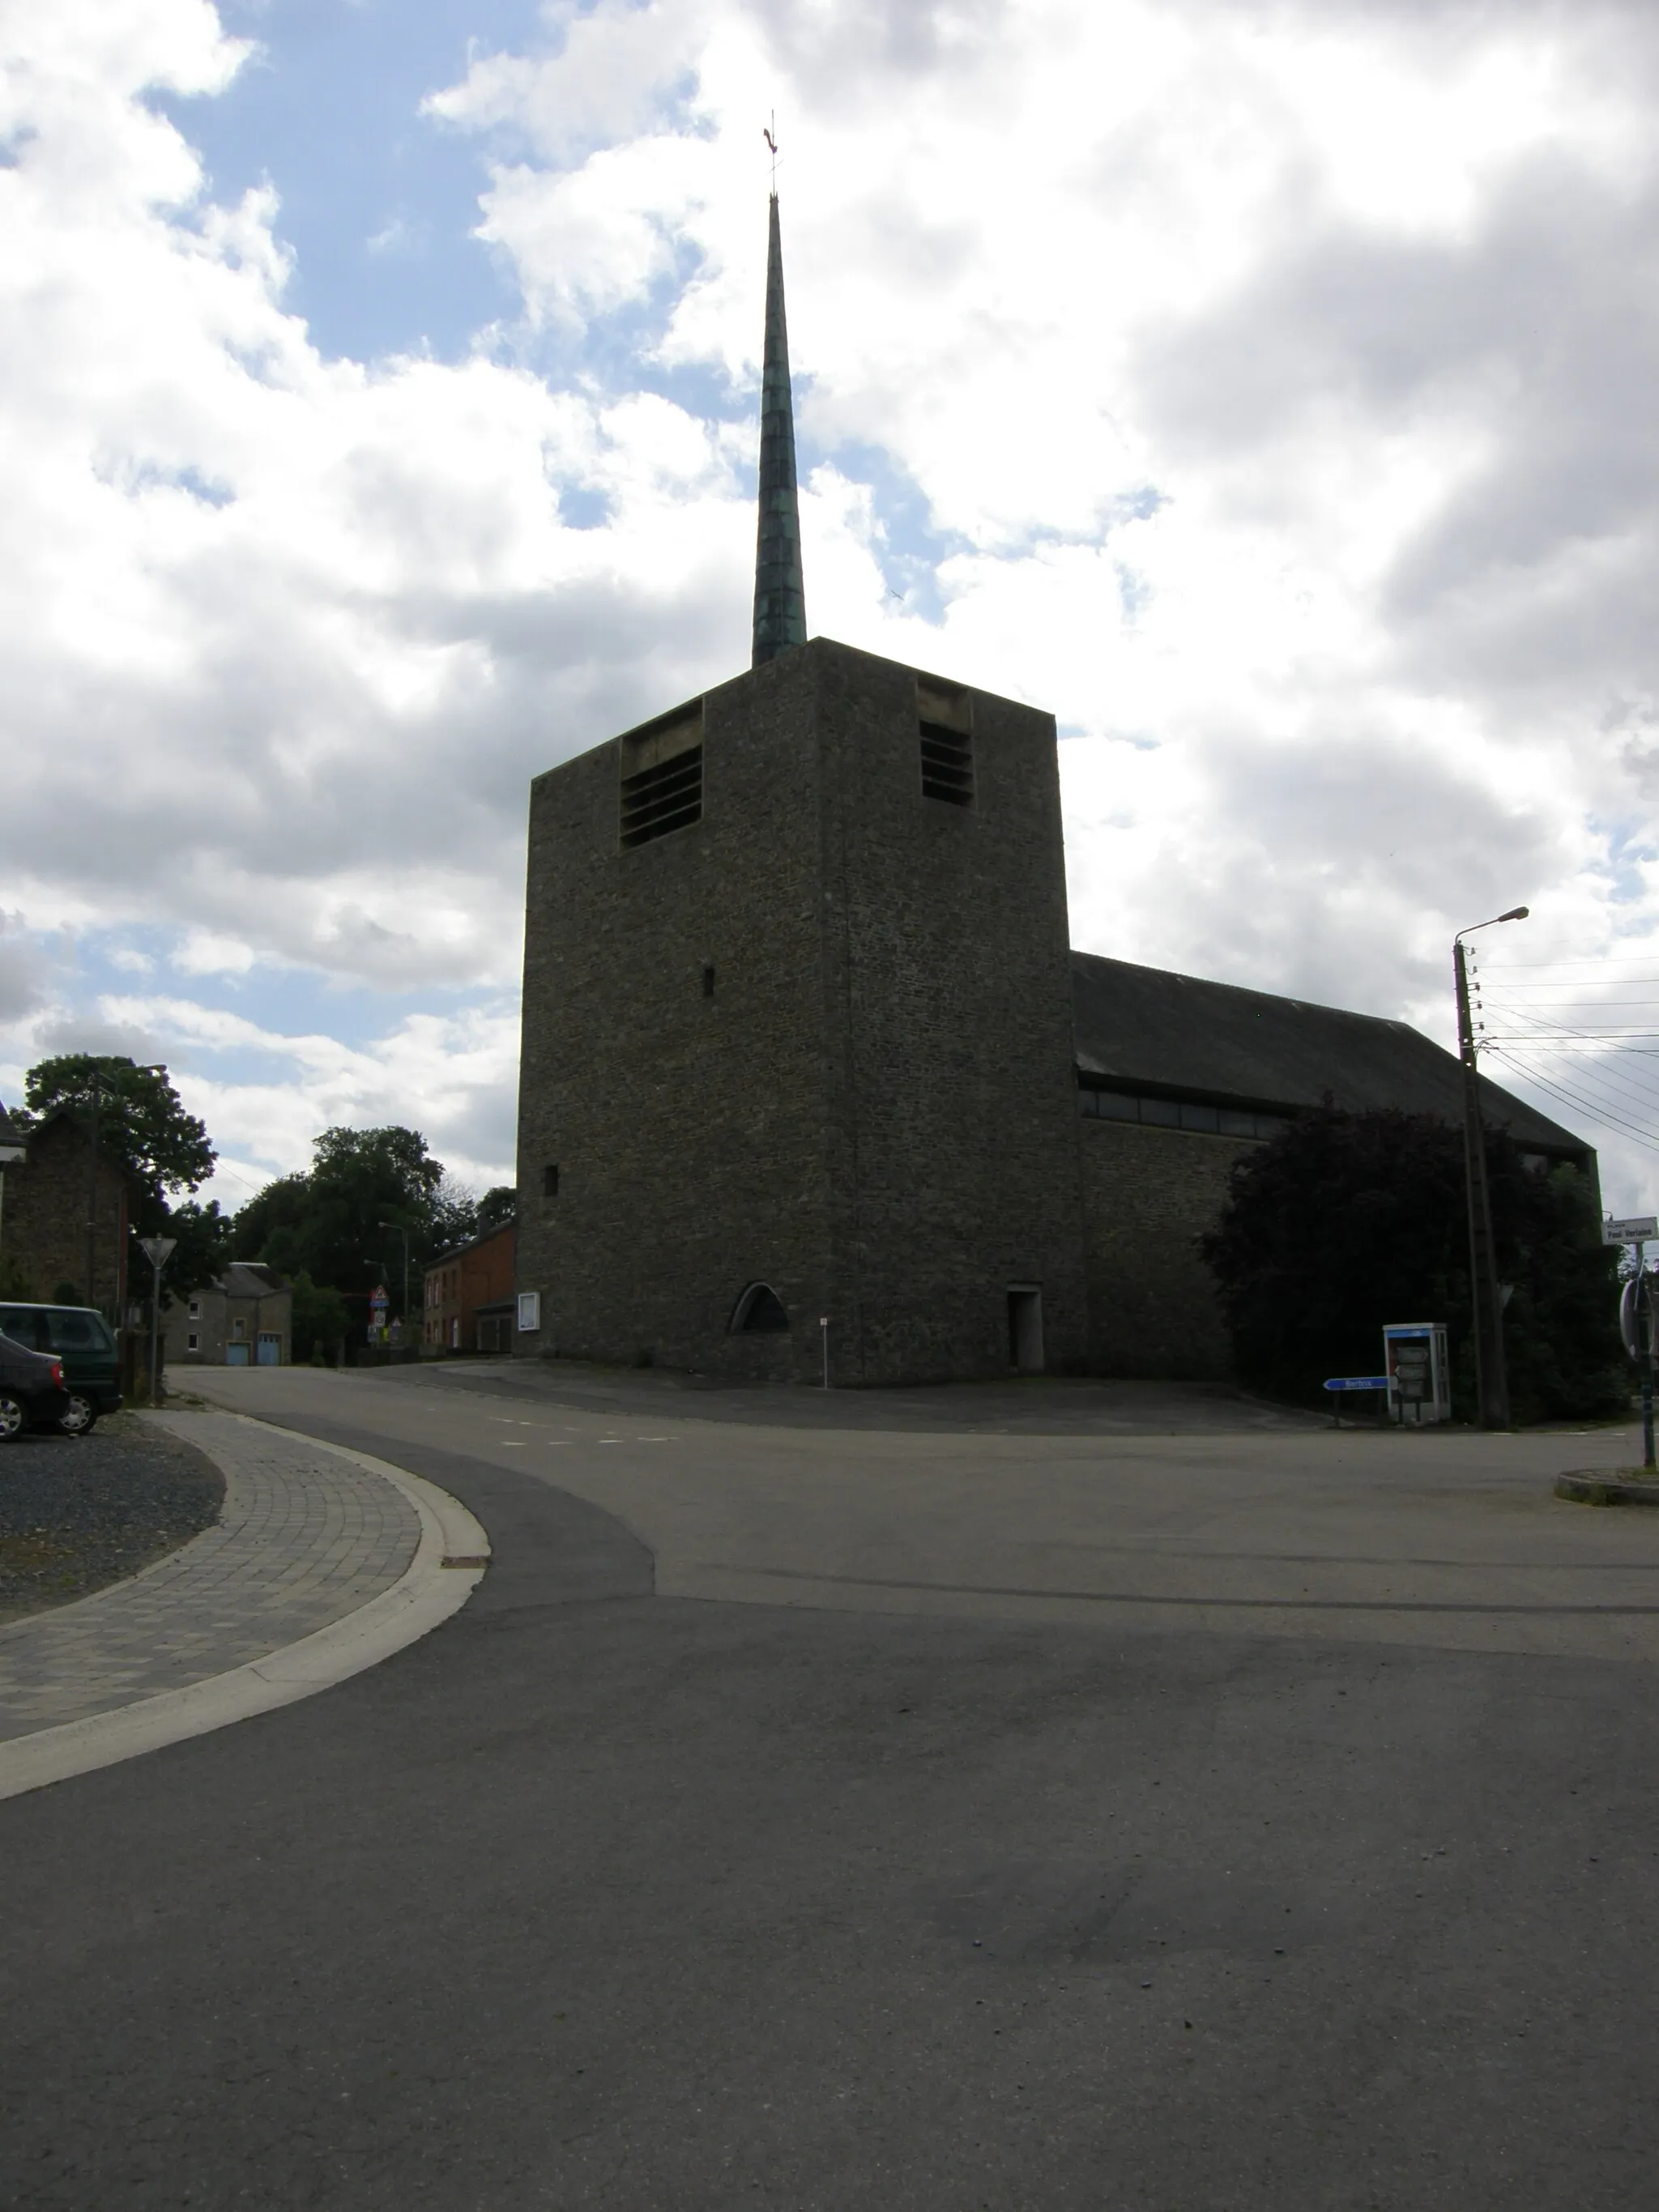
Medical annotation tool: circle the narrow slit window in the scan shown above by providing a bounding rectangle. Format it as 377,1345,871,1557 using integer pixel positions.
621,744,702,847
919,718,974,807
543,1163,560,1199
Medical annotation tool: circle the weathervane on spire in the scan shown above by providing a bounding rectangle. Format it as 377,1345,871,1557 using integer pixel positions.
763,116,778,190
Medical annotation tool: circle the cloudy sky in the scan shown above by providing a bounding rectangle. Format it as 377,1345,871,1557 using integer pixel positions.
6,0,1659,1212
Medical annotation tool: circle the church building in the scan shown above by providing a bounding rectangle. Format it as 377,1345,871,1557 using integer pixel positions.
513,194,1589,1387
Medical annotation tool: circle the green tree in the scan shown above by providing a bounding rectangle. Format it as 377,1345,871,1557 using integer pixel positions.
476,1185,516,1232
1201,1103,1626,1423
289,1271,350,1365
25,1056,215,1231
164,1199,234,1296
234,1126,460,1319
26,1054,222,1308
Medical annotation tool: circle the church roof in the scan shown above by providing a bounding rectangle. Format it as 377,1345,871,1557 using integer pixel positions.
1070,950,1588,1156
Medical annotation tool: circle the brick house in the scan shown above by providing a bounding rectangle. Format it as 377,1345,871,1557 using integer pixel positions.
423,1220,516,1353
0,1106,134,1316
164,1263,292,1367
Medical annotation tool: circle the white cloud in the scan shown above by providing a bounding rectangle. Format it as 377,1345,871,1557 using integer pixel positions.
94,991,520,1202
6,0,1659,1208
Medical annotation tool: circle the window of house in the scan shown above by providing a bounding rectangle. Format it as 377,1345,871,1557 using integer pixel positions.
544,1163,560,1199
232,1317,245,1337
186,1332,198,1352
188,1299,200,1319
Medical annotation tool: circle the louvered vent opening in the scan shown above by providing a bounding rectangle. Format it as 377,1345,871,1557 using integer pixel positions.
621,744,702,848
919,718,974,807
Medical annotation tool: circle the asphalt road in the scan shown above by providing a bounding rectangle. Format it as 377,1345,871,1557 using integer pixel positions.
2,1367,1657,2209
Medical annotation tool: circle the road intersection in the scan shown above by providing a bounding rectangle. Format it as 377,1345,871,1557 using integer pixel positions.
2,1362,1655,2209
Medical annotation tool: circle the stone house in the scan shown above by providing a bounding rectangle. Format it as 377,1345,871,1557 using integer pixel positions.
423,1220,516,1353
164,1262,292,1368
0,1105,134,1316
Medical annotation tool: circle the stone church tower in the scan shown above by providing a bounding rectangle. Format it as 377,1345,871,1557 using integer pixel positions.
515,191,1089,1383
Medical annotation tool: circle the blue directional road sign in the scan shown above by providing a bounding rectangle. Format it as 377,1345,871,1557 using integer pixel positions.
1324,1375,1391,1392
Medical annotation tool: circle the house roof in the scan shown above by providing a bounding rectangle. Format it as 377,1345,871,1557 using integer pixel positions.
424,1218,516,1274
1070,952,1587,1156
218,1262,289,1298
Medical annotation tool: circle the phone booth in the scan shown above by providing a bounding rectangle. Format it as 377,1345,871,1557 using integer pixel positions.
1383,1323,1450,1425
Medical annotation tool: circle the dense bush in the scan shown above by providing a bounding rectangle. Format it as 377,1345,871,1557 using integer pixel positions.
1200,1103,1627,1423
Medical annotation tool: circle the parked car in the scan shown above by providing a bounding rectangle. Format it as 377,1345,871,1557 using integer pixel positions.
0,1331,71,1440
0,1303,122,1435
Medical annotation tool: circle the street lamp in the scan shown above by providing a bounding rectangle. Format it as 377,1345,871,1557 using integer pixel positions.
1453,906,1529,1428
377,1220,413,1332
137,1234,177,1405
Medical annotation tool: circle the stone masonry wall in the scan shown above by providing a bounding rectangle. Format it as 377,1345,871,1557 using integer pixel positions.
0,1118,129,1314
1079,1118,1248,1379
516,649,833,1381
817,646,1089,1382
514,637,1090,1385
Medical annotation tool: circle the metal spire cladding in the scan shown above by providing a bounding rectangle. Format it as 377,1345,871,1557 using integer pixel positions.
752,191,807,666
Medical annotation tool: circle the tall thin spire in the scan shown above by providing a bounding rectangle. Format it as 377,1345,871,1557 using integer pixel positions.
752,189,807,666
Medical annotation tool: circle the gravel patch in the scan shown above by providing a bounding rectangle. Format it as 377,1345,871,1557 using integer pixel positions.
0,1415,225,1625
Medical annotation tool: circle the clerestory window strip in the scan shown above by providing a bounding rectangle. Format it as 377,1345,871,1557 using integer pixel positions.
1078,1084,1293,1141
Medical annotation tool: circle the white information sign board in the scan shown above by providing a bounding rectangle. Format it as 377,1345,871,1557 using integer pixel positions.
1604,1217,1659,1246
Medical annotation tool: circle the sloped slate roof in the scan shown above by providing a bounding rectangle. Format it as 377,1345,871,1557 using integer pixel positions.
1071,952,1586,1154
219,1262,289,1297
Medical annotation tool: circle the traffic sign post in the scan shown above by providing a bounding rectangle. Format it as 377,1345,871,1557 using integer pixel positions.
1606,1221,1657,1471
1323,1375,1392,1428
137,1234,177,1407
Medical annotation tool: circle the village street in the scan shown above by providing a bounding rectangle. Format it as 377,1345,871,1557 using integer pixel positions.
3,1363,1658,2209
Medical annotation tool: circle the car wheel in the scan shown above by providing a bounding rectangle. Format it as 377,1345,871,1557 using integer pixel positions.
0,1394,28,1442
58,1392,98,1438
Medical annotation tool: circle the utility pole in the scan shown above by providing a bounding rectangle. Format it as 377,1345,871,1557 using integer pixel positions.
378,1221,413,1336
1640,1240,1656,1473
1453,907,1529,1428
83,1068,102,1312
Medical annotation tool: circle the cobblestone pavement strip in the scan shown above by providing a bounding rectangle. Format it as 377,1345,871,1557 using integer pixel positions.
0,1410,422,1744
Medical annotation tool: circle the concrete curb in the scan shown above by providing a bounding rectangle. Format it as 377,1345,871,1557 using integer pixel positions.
1555,1468,1659,1508
0,1415,490,1804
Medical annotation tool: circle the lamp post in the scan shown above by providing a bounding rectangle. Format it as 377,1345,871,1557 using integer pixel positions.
1453,906,1529,1428
138,1234,177,1405
377,1220,413,1334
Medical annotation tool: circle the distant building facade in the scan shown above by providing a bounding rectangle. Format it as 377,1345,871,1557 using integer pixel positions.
164,1263,292,1367
0,1106,133,1317
423,1220,516,1353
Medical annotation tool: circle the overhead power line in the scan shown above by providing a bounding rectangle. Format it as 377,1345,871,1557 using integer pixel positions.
1486,1048,1659,1156
1479,1006,1659,1119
